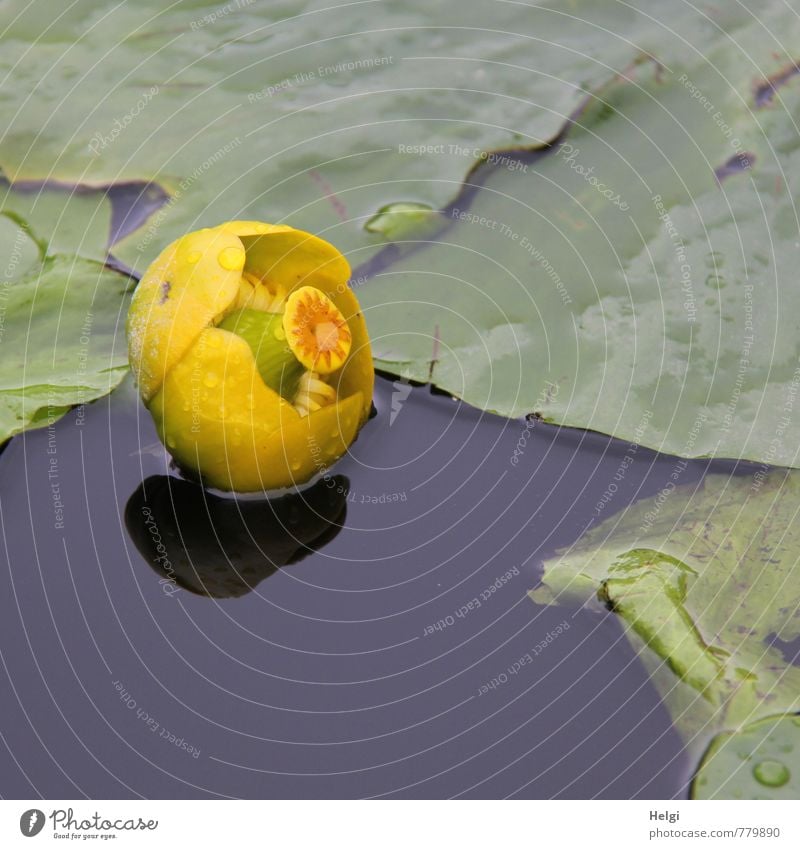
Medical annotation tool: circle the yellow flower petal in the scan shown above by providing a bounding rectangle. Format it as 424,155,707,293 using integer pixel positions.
127,220,374,493
126,227,245,402
149,326,364,490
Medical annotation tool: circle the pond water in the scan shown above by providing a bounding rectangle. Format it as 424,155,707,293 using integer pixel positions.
0,371,700,798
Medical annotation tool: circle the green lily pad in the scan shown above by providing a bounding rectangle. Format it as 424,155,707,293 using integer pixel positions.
0,0,778,276
360,29,800,466
0,241,132,442
531,471,800,751
692,714,800,799
0,213,40,280
1,180,114,263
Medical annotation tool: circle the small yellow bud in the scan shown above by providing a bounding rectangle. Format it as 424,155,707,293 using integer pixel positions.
126,221,373,492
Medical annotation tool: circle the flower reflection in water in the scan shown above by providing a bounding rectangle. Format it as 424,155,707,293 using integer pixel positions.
125,474,348,598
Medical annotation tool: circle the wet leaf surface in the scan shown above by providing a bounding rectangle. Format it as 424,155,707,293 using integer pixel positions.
532,471,800,756
360,34,800,465
1,0,699,273
692,713,799,799
0,197,131,442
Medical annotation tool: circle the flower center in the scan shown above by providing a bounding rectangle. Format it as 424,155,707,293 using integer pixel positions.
219,285,352,417
282,287,351,374
314,321,340,351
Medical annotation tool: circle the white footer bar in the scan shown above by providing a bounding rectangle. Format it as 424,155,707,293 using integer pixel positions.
2,799,798,847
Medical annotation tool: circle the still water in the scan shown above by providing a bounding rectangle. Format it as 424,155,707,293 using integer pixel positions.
0,374,694,798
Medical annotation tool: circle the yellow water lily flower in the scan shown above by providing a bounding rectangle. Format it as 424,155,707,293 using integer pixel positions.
126,221,373,492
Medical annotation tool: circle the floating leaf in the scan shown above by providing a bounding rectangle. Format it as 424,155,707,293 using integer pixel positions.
0,240,132,443
692,714,800,800
531,471,800,751
1,180,114,263
0,0,778,279
359,33,800,465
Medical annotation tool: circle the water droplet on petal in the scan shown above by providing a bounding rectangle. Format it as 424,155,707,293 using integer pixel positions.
753,760,790,788
186,250,201,264
218,246,245,271
204,373,220,388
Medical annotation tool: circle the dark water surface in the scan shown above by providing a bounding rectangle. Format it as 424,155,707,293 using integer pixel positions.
0,373,697,799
